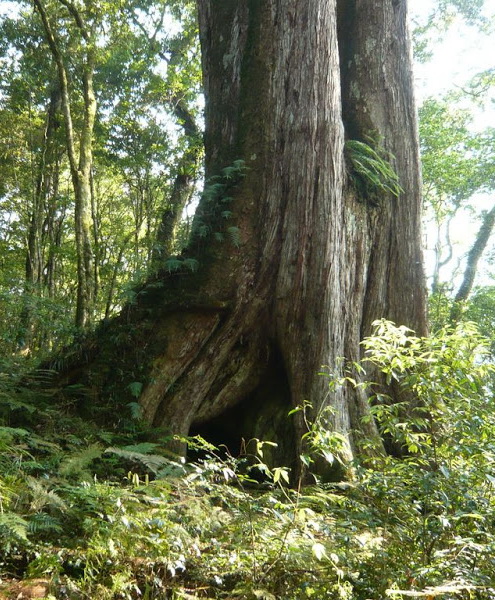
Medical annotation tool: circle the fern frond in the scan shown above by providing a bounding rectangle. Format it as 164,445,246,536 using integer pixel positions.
0,512,29,540
345,138,403,203
183,258,199,273
165,257,184,273
28,512,63,535
105,447,177,475
121,443,160,454
0,426,30,439
58,444,103,479
227,226,241,247
26,477,67,513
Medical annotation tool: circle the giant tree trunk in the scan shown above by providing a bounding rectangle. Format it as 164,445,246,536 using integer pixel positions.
56,0,426,477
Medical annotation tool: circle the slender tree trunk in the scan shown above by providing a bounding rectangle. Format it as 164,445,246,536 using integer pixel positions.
450,203,495,321
431,213,454,295
53,0,426,478
152,99,202,266
74,51,97,329
33,0,96,330
19,85,62,351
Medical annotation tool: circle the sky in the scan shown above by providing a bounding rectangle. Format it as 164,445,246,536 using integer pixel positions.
412,0,495,104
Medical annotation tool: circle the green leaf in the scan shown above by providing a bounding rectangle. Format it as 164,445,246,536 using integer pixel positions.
0,512,29,540
128,381,143,398
227,226,240,247
311,542,327,561
272,467,290,484
183,258,199,272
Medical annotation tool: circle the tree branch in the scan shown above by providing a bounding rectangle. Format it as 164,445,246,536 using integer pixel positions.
32,0,78,179
57,0,89,41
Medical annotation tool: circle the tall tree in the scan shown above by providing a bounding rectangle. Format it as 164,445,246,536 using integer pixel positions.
33,0,97,329
419,93,495,321
19,84,65,349
0,9,70,352
53,0,427,477
450,205,495,321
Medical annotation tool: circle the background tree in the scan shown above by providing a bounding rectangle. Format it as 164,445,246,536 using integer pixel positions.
33,0,98,329
0,0,201,352
419,96,495,298
0,9,70,352
415,1,495,329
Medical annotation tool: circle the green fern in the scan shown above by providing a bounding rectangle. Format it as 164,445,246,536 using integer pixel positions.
183,258,199,272
58,444,104,479
191,159,247,247
25,477,67,513
121,442,160,454
163,257,199,275
0,390,37,414
0,512,29,541
104,446,183,476
0,475,23,511
164,257,184,273
28,512,63,535
127,381,143,399
227,226,241,248
345,138,403,204
0,426,30,438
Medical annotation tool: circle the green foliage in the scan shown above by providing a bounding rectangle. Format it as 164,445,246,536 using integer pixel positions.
190,160,247,248
339,320,495,597
419,75,495,300
345,138,403,204
104,446,185,477
290,401,351,479
164,256,199,274
463,286,495,352
412,0,491,61
0,0,203,352
420,97,495,211
3,322,495,598
58,444,105,480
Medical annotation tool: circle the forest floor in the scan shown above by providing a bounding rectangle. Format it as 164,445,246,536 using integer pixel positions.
2,327,495,599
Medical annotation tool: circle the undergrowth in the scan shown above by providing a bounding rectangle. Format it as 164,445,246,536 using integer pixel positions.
1,321,495,599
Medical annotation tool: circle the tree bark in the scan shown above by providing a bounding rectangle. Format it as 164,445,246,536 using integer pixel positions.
53,0,427,479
